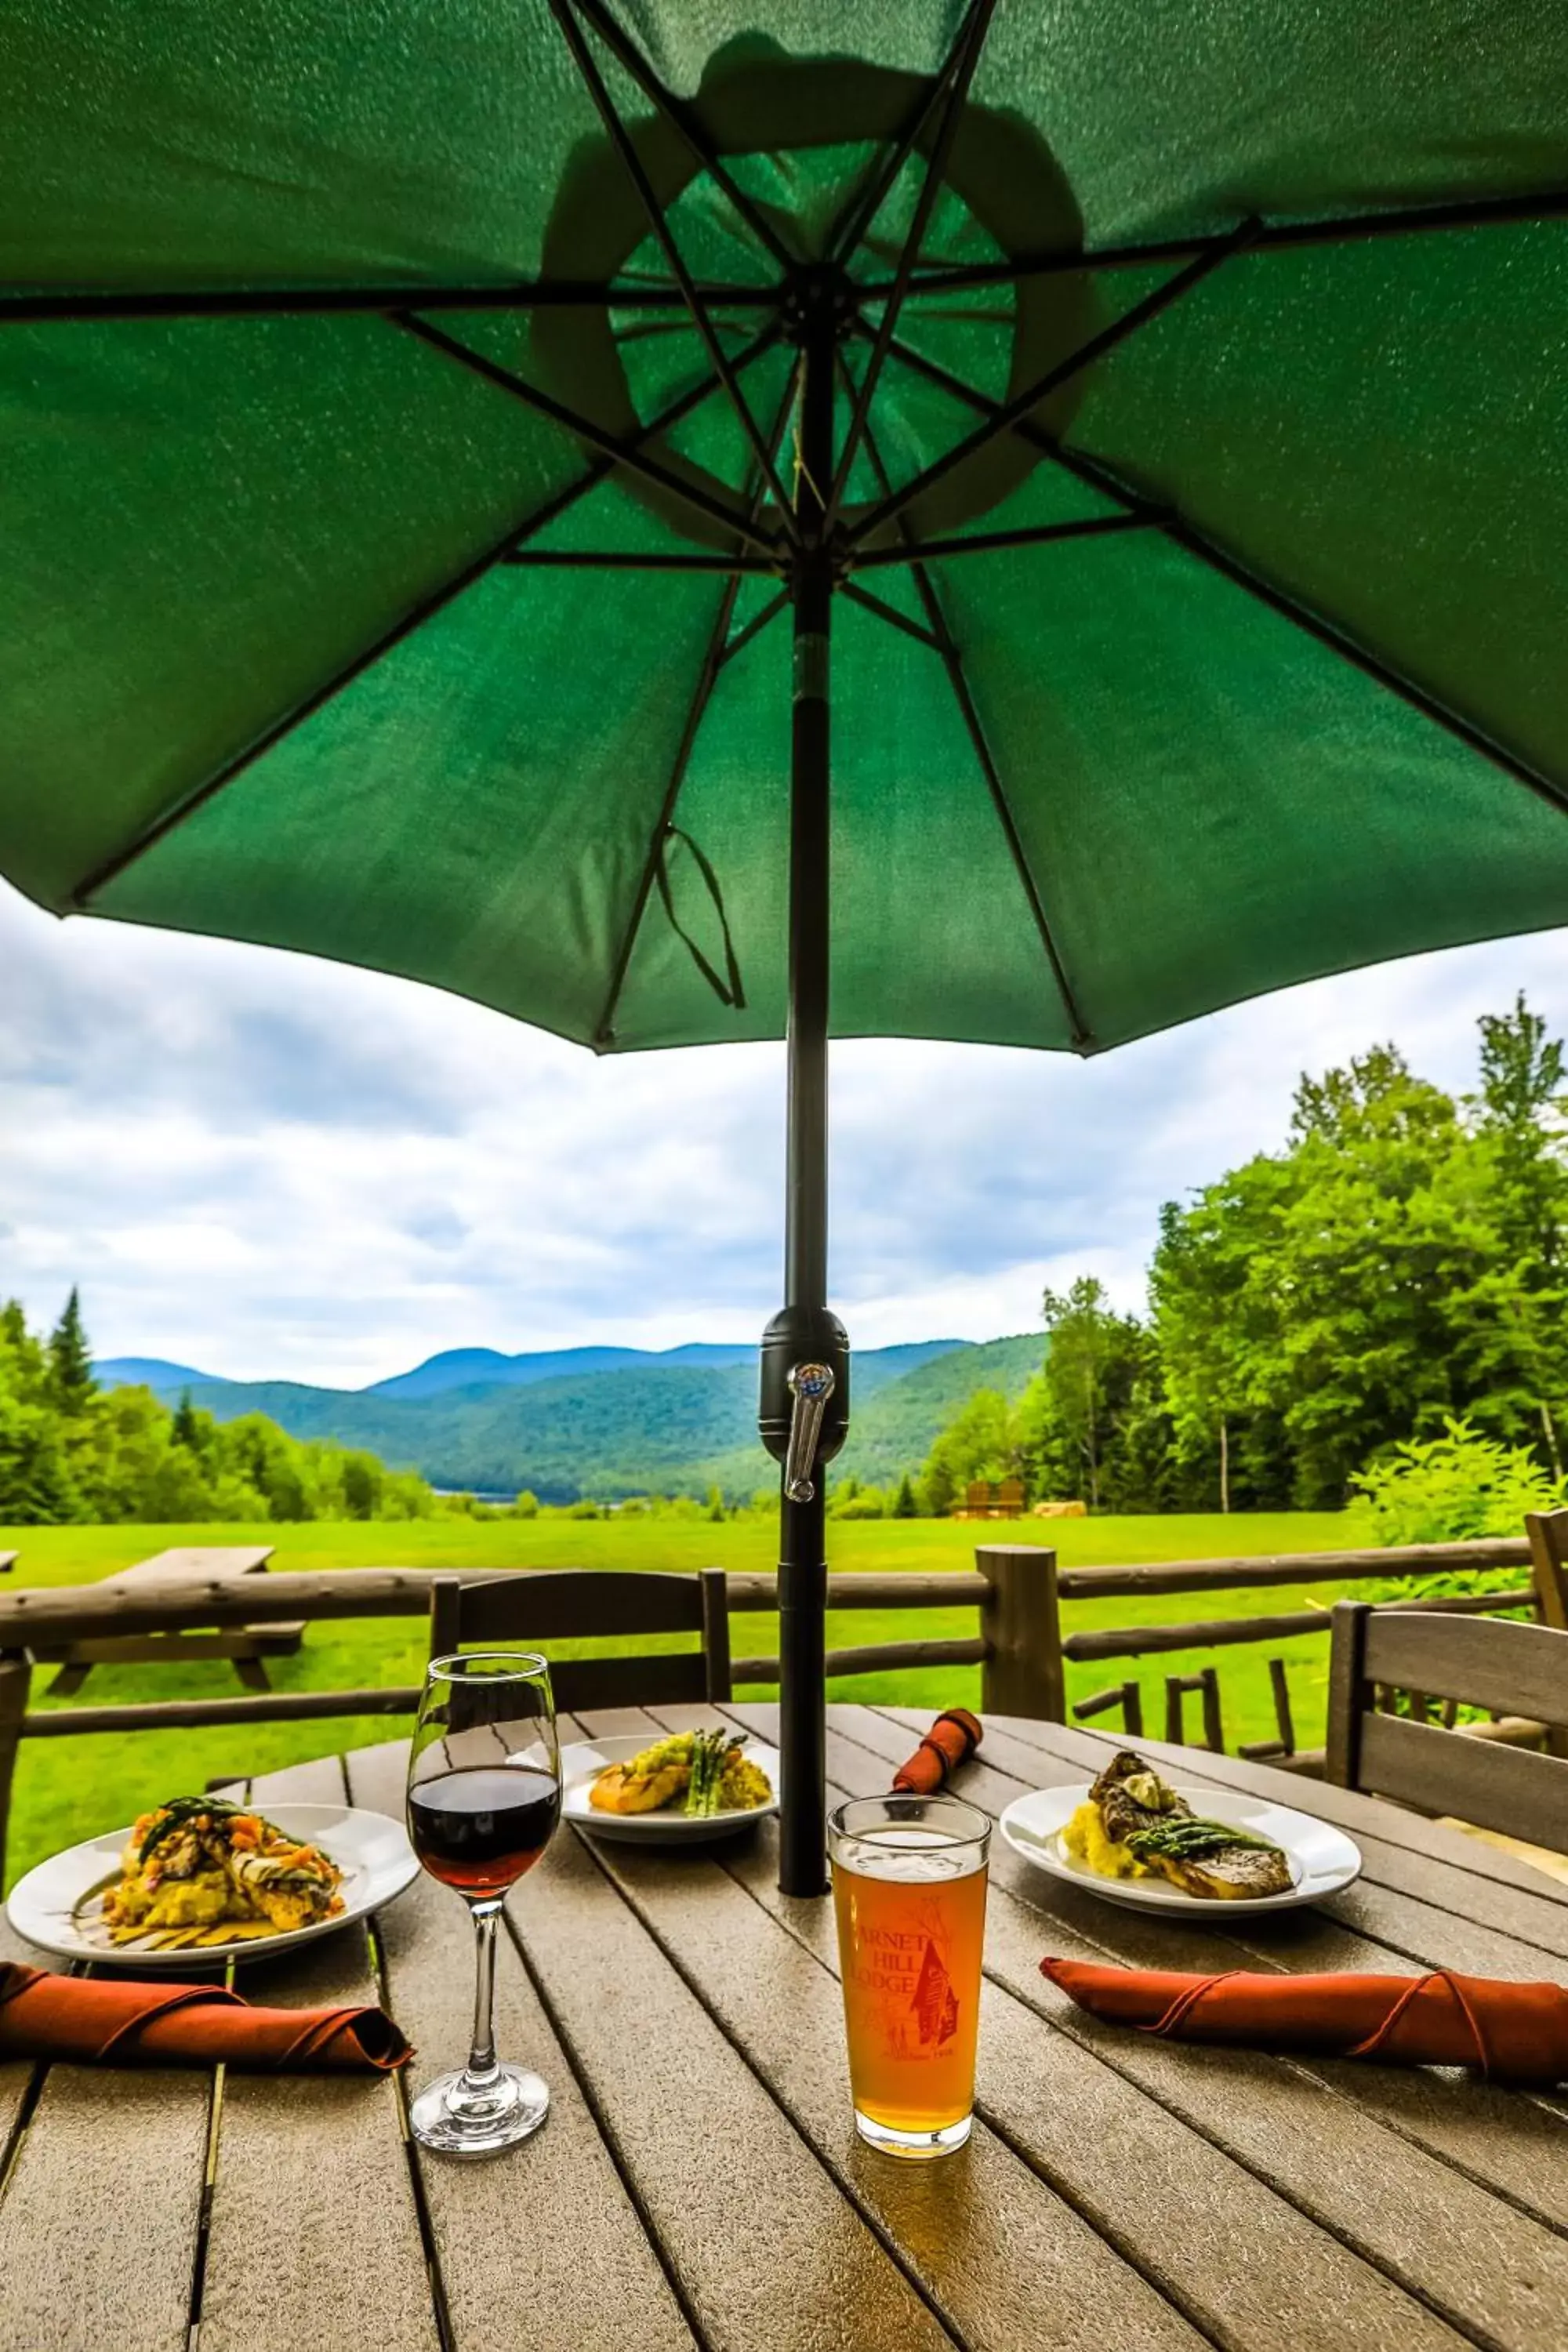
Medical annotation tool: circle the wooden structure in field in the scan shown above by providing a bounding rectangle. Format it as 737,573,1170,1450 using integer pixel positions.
952,1476,1025,1520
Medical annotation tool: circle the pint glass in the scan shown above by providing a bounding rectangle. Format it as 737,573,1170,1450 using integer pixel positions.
828,1793,990,2158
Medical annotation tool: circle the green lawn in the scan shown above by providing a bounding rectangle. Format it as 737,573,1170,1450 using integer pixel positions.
2,1510,1363,1889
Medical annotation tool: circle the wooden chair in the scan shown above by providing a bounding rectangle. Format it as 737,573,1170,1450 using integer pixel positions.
1163,1665,1225,1751
1326,1602,1568,1851
428,1570,731,1715
1072,1679,1144,1737
1239,1657,1298,1762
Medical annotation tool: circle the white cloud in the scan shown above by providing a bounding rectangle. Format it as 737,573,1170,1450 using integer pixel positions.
3,881,1567,1386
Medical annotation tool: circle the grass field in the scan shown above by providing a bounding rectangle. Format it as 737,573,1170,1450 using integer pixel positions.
1,1511,1363,1889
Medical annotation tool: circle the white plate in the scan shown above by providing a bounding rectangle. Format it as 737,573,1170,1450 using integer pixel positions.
999,1782,1361,1915
5,1802,419,1969
562,1734,781,1845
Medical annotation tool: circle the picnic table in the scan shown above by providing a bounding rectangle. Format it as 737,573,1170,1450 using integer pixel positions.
3,1702,1567,2352
25,1546,303,1696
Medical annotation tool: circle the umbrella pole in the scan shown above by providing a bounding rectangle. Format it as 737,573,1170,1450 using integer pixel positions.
762,278,849,1896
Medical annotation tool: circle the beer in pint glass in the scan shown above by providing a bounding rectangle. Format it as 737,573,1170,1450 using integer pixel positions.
829,1793,989,2158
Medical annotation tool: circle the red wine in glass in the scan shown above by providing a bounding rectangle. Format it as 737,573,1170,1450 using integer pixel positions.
408,1766,561,1900
406,1650,560,2155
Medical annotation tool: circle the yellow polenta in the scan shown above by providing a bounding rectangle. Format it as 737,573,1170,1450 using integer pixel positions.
1061,1799,1150,1880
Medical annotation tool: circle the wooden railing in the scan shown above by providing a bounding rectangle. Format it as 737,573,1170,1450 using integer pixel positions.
977,1536,1536,1762
0,1537,1544,1878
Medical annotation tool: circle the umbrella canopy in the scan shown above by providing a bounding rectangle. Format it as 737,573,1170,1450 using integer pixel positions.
5,2,1568,1051
4,1,1567,1886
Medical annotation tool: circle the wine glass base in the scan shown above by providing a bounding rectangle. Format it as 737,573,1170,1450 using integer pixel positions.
410,2063,550,2158
853,2107,971,2160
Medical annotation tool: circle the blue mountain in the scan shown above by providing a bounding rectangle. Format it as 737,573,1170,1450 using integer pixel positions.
89,1332,1034,1500
94,1356,213,1390
370,1341,758,1400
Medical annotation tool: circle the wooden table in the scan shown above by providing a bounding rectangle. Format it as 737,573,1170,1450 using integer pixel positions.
26,1546,303,1696
4,1703,1568,2352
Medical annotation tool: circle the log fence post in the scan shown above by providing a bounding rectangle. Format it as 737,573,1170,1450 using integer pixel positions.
976,1544,1063,1719
0,1650,32,1893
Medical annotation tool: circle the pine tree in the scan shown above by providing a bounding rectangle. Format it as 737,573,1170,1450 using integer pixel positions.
172,1391,201,1449
47,1287,96,1412
891,1472,918,1518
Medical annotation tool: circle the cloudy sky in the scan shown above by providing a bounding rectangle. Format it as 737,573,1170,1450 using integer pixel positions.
4,877,1566,1388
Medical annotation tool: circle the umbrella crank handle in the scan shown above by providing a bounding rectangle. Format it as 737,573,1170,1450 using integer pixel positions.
783,1363,836,1502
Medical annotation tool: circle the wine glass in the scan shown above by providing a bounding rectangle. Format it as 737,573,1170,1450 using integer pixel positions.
405,1651,561,2156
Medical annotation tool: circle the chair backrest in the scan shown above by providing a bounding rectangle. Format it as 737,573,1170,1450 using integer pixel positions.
1527,1509,1568,1631
1326,1602,1568,1849
427,1569,731,1715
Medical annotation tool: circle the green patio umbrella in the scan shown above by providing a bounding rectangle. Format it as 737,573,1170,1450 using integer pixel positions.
3,2,1567,1891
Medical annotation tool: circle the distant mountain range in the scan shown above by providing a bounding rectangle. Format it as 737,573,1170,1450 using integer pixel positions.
93,1334,1045,1502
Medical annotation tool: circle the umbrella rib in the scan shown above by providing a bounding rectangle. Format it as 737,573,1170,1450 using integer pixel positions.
68,336,781,909
504,549,777,570
851,514,1152,564
549,0,800,541
845,220,1259,549
866,185,1568,295
823,0,996,530
826,31,975,269
839,581,944,653
717,587,790,669
493,311,783,561
0,279,769,325
563,0,797,274
392,310,782,558
593,358,803,1048
877,325,1568,826
855,394,1092,1049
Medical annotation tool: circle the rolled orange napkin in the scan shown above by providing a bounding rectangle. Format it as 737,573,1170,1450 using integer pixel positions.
0,1961,411,2073
891,1708,983,1795
1040,1955,1568,2085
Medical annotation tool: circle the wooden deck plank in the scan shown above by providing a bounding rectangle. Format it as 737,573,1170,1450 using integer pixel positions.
0,1913,206,2352
197,1755,437,2352
805,1704,1568,2352
344,1739,696,2352
715,1703,1469,2352
587,1704,1207,2352
509,1745,960,2352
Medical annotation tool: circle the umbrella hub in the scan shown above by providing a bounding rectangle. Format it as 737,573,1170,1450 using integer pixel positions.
779,263,858,353
529,44,1099,555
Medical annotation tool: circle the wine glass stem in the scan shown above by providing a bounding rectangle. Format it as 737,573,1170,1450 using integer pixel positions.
464,1898,503,2089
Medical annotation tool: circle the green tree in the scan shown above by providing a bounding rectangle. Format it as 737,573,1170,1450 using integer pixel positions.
1037,1279,1146,1510
47,1287,96,1413
0,1296,453,1524
1456,993,1568,1472
705,1483,727,1523
891,1472,918,1519
917,1388,1011,1515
